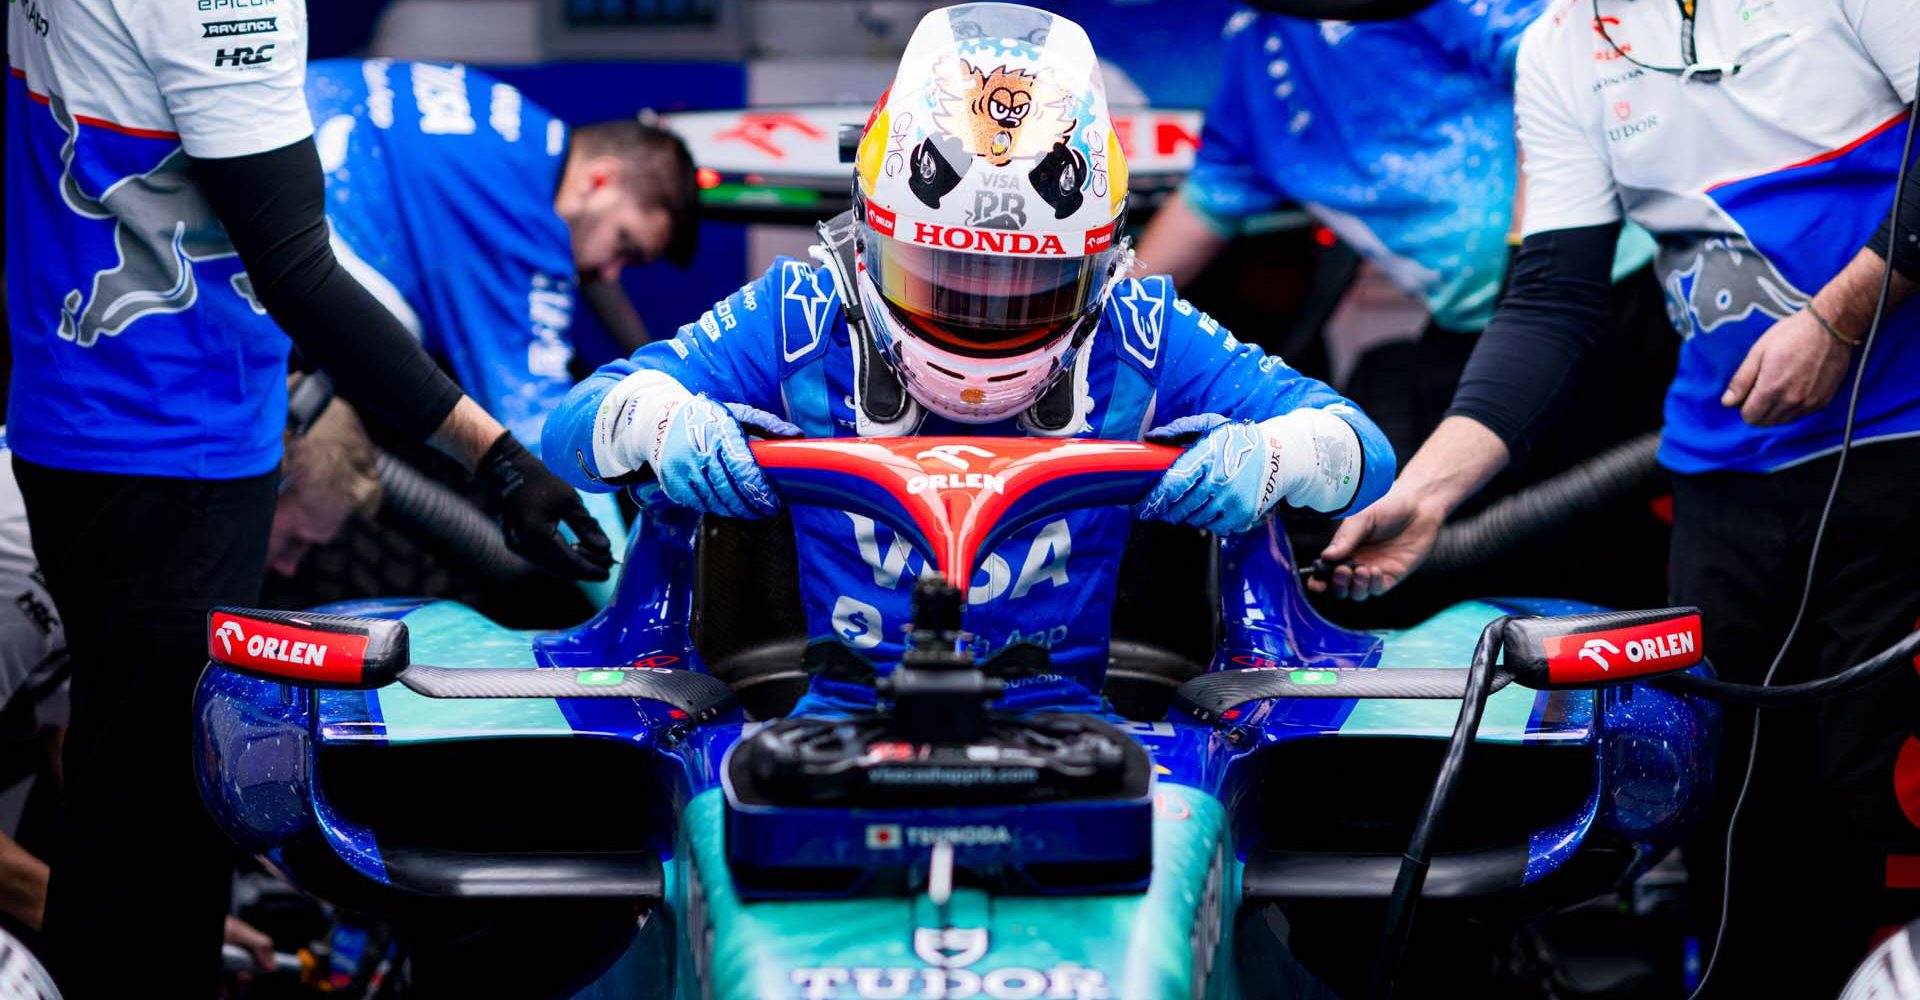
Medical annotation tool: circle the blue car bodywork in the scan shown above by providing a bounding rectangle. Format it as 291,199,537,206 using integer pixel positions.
196,459,1716,998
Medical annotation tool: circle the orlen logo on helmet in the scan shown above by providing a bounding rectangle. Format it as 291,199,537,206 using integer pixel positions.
1084,222,1116,254
912,222,1066,256
868,203,898,238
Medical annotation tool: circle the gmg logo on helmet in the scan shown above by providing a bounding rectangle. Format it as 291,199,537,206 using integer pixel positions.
911,223,1066,256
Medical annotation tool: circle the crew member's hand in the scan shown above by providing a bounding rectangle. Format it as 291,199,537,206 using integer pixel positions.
1137,410,1360,535
638,395,798,519
1306,485,1444,601
1721,307,1853,426
476,432,615,580
224,916,277,972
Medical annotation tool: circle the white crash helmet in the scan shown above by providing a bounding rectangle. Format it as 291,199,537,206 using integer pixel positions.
850,2,1131,424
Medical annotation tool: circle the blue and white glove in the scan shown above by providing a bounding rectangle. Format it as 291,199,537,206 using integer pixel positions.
592,370,799,518
1137,409,1363,534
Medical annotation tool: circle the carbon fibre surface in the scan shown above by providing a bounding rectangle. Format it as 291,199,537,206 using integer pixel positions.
397,665,736,722
1173,666,1516,722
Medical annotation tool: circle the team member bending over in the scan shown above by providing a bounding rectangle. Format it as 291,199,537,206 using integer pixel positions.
545,2,1394,713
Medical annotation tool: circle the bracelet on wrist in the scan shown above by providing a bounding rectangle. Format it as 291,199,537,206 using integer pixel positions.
1807,303,1861,348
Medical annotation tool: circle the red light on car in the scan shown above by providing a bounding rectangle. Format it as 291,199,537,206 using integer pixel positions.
696,167,722,190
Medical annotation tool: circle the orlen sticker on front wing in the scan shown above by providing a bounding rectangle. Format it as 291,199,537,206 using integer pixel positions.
1542,613,1701,685
209,612,369,685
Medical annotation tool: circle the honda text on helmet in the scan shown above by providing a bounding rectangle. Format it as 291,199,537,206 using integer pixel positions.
852,3,1131,423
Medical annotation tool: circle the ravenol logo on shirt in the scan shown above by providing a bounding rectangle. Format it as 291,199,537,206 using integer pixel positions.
201,17,276,37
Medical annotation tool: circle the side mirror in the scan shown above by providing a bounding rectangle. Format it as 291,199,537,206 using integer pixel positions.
1501,608,1703,689
208,607,410,689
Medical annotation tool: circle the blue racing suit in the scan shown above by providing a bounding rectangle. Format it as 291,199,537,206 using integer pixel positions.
302,59,578,446
546,258,1393,709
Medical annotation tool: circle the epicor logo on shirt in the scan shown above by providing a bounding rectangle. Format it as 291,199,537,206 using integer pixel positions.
196,0,275,9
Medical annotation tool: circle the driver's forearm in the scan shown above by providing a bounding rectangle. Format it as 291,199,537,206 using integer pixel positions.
1393,416,1510,517
428,396,509,471
1814,247,1917,340
1134,193,1230,288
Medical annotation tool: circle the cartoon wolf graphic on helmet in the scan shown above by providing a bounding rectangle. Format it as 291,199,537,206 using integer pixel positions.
933,59,1074,169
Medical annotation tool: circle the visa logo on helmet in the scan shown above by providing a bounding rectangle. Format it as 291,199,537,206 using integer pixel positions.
912,222,1067,256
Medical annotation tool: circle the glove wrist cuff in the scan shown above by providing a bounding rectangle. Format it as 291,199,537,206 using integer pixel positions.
594,370,695,479
1257,409,1362,514
474,431,528,494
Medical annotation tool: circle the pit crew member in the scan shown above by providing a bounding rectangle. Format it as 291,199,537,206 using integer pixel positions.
6,1,611,993
298,59,699,447
1136,1,1675,609
544,3,1395,714
1310,0,1920,992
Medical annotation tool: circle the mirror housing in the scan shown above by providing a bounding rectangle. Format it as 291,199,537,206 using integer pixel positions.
1501,608,1703,690
208,607,410,689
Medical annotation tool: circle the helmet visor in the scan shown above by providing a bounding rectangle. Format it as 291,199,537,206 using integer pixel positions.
865,225,1106,358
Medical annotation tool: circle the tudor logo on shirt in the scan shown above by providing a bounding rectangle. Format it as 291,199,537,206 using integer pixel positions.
1606,110,1661,143
1614,100,1632,121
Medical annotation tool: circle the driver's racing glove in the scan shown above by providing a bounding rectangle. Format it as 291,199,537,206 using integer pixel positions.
592,370,800,519
1136,410,1363,534
475,432,616,580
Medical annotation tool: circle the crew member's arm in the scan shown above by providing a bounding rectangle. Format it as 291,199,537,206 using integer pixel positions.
188,144,612,578
1850,0,1920,291
1133,23,1284,287
122,6,609,578
1312,20,1620,599
1722,1,1920,425
1721,247,1917,426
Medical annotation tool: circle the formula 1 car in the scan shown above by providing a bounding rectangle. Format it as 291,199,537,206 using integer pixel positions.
194,437,1717,999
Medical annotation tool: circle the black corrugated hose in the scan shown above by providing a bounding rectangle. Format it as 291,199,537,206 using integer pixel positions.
374,451,534,581
1424,431,1664,577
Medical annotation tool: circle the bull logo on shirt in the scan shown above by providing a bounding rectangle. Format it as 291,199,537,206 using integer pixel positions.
49,94,245,348
1657,233,1809,340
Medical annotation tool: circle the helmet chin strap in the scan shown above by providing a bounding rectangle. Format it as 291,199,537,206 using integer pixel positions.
813,212,926,435
813,210,1127,435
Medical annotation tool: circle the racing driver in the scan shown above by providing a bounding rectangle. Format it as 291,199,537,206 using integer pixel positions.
544,2,1396,714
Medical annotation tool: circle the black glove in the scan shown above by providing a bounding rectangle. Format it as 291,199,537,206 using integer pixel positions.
475,432,615,581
